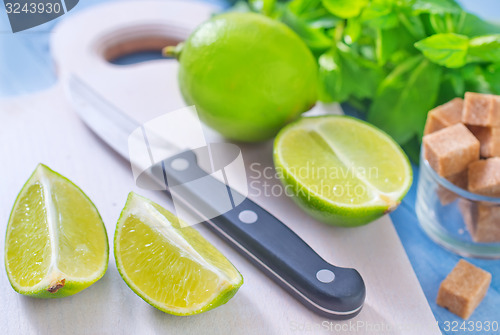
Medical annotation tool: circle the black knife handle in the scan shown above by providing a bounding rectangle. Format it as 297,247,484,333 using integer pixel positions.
161,150,365,319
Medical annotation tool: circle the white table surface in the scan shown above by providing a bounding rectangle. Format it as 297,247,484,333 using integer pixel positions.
0,83,440,334
0,1,440,333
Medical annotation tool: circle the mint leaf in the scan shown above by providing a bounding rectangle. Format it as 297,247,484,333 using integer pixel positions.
459,13,500,37
288,0,322,15
448,70,465,95
484,63,500,94
322,0,368,19
318,50,344,102
319,43,382,102
305,14,340,29
401,135,422,164
367,56,442,143
360,0,399,29
469,34,500,63
344,18,362,44
462,64,500,95
281,8,332,52
398,10,426,39
298,5,340,28
376,24,417,65
435,69,461,105
249,0,276,15
461,64,491,94
410,0,460,14
414,33,469,68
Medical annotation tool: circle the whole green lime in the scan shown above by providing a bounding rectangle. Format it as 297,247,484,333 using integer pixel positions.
172,12,318,142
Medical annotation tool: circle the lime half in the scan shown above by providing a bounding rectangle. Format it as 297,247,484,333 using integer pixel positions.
4,164,109,298
274,116,412,226
114,193,243,315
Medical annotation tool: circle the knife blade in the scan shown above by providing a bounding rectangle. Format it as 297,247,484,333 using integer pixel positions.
65,74,366,319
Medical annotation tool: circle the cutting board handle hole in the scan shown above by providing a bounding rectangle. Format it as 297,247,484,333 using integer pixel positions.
99,25,187,65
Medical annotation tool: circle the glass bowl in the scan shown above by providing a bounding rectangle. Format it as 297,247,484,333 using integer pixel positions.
416,150,500,259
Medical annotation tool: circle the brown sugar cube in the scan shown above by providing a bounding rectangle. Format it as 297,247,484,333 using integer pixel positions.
436,259,491,319
462,92,500,127
437,170,468,205
459,200,500,243
474,205,500,243
447,169,468,189
437,186,457,206
423,124,480,177
468,157,500,196
468,126,500,157
424,98,463,135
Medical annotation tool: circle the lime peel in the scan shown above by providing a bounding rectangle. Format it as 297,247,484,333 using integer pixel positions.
114,193,243,315
5,164,109,297
273,116,412,226
177,12,318,142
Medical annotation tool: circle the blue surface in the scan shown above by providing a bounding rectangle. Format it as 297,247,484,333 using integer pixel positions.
1,0,499,333
392,168,500,334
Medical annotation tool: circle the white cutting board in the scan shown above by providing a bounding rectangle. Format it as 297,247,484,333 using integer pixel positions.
0,1,440,334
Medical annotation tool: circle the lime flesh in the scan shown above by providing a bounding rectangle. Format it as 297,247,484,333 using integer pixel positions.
273,116,412,226
114,193,243,315
4,164,109,297
176,12,318,142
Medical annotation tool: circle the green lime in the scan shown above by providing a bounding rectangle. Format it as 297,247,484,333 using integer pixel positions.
169,12,318,142
114,193,243,316
273,116,412,227
4,164,109,298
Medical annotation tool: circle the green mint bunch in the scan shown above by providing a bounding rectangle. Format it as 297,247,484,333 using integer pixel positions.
234,0,500,162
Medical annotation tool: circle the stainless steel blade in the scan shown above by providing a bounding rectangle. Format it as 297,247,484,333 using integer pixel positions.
66,75,197,165
65,74,212,191
65,75,141,159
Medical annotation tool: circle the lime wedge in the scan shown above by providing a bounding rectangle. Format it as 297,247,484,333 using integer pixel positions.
114,193,243,315
4,164,109,297
273,116,412,226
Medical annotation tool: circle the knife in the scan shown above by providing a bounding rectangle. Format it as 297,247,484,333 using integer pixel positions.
65,75,366,319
